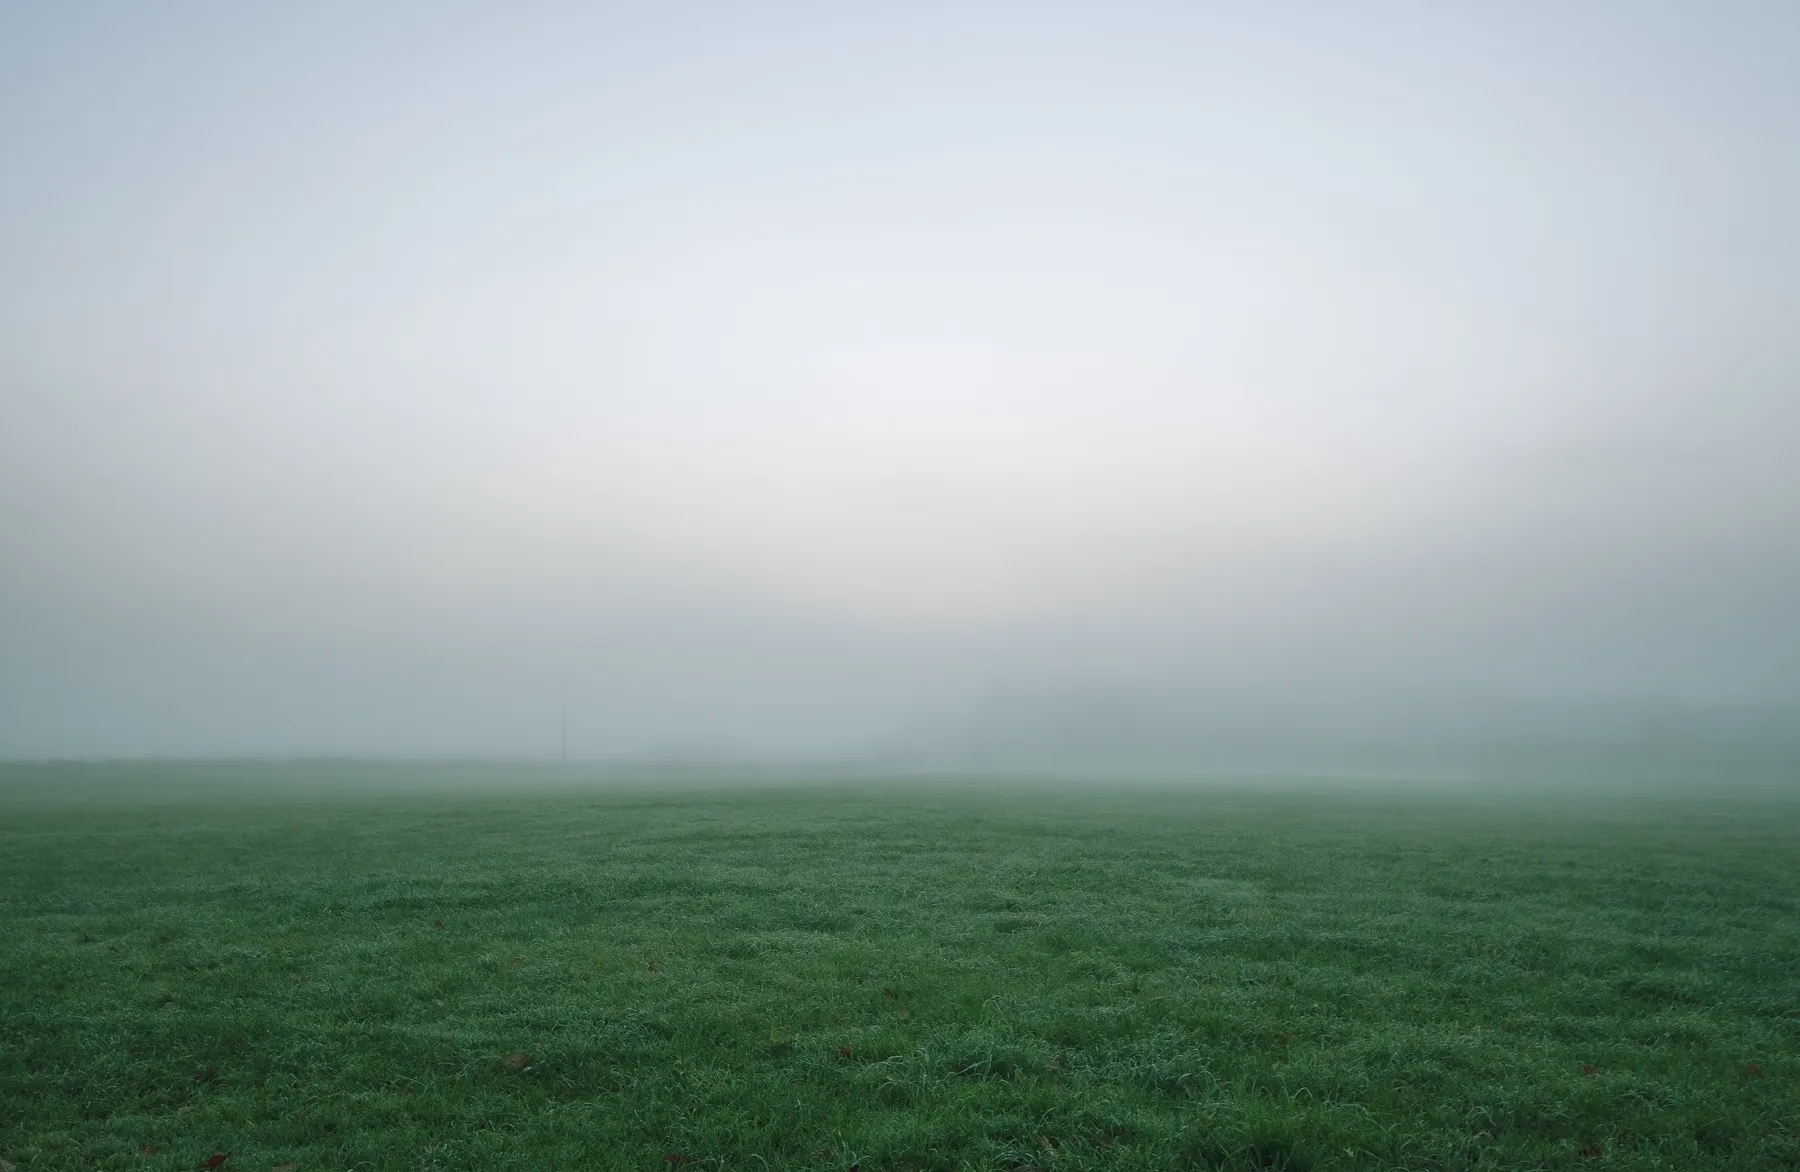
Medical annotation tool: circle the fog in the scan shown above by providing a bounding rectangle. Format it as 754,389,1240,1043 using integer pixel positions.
3,3,1798,768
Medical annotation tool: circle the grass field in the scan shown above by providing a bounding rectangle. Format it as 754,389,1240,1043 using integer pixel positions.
2,768,1797,1170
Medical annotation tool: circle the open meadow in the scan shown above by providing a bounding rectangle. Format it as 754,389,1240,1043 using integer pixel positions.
2,767,1796,1170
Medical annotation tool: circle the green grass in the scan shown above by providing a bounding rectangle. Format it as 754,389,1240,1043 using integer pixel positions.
2,769,1797,1170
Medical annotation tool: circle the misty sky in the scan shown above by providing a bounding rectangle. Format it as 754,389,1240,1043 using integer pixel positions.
3,2,1798,758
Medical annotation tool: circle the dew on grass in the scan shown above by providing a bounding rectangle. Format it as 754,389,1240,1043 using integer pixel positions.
8,781,1795,1169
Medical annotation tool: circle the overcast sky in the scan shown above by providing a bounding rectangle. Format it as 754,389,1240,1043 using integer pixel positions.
3,2,1798,758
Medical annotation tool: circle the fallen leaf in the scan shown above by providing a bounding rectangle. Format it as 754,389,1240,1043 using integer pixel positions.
433,920,444,928
1579,1145,1602,1159
193,1066,219,1083
1746,1062,1762,1076
663,1155,693,1168
838,1046,853,1058
142,1146,158,1157
509,956,523,966
501,1052,533,1072
1276,1034,1291,1045
198,1155,230,1169
897,1007,910,1020
1581,1064,1599,1076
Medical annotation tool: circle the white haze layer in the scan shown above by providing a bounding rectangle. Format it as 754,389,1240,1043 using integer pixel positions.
3,2,1798,759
